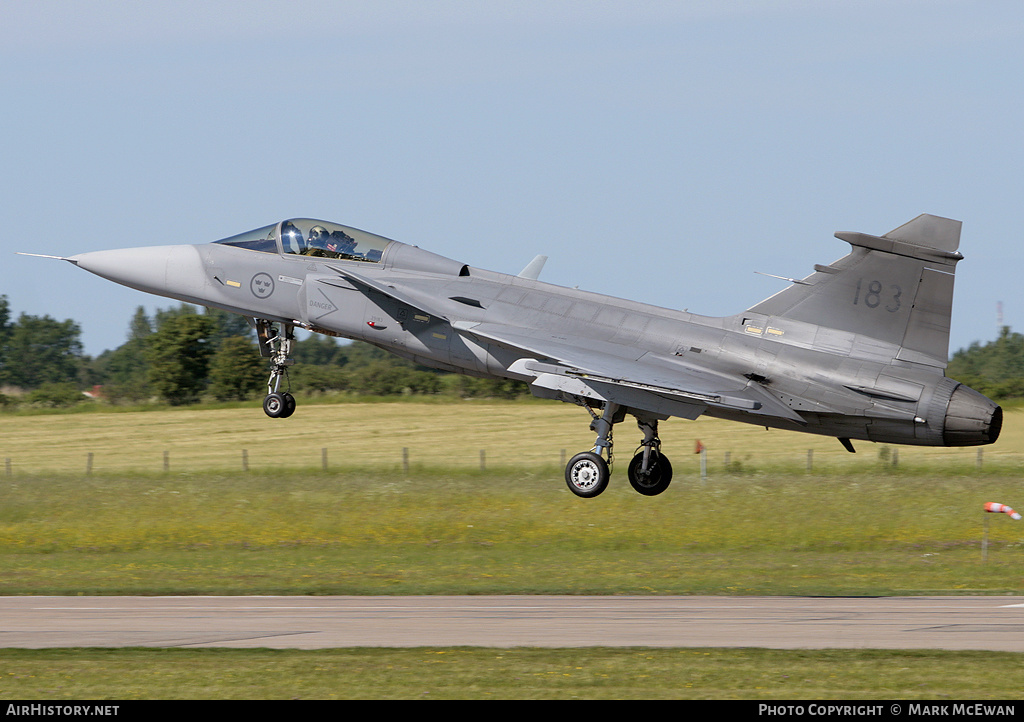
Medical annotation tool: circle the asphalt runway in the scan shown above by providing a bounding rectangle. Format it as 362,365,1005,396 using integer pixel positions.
2,596,1023,650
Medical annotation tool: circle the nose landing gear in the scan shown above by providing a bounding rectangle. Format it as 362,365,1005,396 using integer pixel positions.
256,319,296,419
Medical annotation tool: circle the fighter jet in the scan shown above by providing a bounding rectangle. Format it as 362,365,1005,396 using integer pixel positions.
26,213,1001,497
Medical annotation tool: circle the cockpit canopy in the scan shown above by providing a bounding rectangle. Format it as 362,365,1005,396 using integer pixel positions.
214,218,392,263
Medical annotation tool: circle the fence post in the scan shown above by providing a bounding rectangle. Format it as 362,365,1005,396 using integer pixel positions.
807,449,813,472
479,449,486,471
242,449,249,472
86,452,93,476
163,450,170,473
982,513,989,562
322,448,328,471
403,447,409,475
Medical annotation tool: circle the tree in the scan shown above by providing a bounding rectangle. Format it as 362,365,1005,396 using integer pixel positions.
289,363,349,393
349,361,442,396
292,334,347,366
1,313,83,389
0,295,11,385
91,306,154,402
208,336,266,401
24,382,84,407
145,313,217,404
446,375,529,399
128,306,153,343
947,327,1024,400
202,307,254,346
153,303,198,329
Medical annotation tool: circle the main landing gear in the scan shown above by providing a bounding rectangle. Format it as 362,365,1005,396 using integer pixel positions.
256,319,296,419
564,401,673,499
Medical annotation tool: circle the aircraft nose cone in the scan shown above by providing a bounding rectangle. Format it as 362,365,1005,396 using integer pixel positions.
70,245,206,299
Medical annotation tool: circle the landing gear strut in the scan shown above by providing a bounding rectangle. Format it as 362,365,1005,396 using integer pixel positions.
626,417,673,496
564,402,673,498
256,319,296,419
564,401,621,498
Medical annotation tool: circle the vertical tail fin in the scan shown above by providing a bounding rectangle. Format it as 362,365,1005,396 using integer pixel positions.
747,214,963,368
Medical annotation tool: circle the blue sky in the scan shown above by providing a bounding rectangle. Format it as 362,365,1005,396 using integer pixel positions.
3,1,1023,358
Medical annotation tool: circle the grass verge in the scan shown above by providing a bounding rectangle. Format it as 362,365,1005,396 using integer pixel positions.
1,647,1022,700
1,467,1022,595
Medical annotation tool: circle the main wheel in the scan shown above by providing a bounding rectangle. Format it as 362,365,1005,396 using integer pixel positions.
263,392,287,418
565,451,610,498
280,392,296,418
627,451,673,496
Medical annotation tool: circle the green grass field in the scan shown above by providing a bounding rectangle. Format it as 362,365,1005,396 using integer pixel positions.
2,399,1022,476
2,648,1022,700
1,462,1023,596
1,401,1022,698
1,403,1023,596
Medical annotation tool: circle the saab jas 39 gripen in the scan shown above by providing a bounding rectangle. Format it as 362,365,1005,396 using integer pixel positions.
24,213,1001,498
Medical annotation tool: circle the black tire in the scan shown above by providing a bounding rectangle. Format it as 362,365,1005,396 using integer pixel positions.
627,451,672,496
564,451,610,498
280,392,296,418
263,392,286,418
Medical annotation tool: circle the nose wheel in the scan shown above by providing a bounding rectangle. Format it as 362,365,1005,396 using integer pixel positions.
263,391,296,419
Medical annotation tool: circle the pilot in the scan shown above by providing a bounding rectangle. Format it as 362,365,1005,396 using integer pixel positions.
304,226,330,257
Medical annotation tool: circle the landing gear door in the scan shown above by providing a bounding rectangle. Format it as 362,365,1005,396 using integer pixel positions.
255,318,275,358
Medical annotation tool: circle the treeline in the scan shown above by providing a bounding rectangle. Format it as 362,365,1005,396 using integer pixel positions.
945,326,1024,401
0,295,527,409
3,292,1024,410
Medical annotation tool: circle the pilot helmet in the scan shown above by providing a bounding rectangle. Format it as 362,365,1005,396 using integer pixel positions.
309,226,329,246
